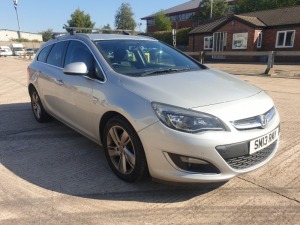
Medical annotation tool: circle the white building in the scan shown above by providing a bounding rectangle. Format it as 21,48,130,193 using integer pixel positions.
0,29,42,42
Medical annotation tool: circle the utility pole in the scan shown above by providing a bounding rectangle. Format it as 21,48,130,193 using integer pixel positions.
13,0,21,39
210,0,213,18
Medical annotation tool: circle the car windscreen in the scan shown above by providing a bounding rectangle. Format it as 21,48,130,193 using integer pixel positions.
94,39,204,77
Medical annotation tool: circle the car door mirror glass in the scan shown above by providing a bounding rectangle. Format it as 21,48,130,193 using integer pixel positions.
63,62,88,75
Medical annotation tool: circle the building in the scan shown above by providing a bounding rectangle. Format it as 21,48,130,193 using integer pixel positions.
0,29,43,42
141,0,234,32
141,0,201,32
188,6,300,61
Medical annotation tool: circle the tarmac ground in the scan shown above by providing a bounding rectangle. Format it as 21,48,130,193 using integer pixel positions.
0,57,299,225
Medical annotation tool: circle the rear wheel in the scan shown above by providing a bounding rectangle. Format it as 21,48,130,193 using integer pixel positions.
30,88,52,123
103,117,148,182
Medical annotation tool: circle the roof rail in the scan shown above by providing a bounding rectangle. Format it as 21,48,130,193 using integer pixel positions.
62,26,133,35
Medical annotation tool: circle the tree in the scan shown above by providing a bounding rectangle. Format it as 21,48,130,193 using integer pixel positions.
154,11,172,31
66,8,95,33
191,0,231,24
40,29,53,42
102,24,112,34
200,0,231,19
115,3,136,30
234,0,300,14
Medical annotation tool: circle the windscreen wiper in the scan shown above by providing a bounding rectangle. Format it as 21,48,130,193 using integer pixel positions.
141,68,190,76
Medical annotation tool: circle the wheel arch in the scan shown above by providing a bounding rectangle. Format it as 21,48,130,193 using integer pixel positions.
28,83,36,95
99,111,134,144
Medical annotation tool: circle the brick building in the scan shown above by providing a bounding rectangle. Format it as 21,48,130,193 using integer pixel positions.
141,0,202,32
188,6,300,61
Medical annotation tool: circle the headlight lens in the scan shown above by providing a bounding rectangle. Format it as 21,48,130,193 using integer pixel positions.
152,102,226,133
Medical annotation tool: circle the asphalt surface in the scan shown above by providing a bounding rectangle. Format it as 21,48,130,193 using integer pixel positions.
0,57,299,225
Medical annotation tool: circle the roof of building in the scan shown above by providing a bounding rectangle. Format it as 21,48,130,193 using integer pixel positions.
234,15,266,27
141,0,202,19
190,5,300,34
189,17,229,34
142,0,235,20
243,5,300,26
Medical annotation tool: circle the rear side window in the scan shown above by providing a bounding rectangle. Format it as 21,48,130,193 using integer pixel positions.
46,41,68,67
37,45,52,63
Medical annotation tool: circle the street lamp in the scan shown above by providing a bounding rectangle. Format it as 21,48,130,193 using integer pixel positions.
210,0,213,18
13,0,21,39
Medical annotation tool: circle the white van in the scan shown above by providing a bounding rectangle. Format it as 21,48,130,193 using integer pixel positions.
0,46,13,57
11,43,25,56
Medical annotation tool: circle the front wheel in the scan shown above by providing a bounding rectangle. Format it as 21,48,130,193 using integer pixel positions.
30,88,52,123
103,117,148,182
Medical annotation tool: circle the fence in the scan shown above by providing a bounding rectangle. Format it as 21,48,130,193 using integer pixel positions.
185,51,300,75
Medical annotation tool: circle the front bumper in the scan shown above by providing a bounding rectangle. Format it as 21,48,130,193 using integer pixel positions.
138,107,280,183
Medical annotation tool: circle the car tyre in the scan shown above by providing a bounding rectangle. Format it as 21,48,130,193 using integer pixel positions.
103,116,148,182
30,88,52,123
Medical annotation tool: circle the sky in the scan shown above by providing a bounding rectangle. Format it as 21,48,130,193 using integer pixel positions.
0,0,189,33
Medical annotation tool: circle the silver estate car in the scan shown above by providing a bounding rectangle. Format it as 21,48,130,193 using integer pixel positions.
27,34,280,183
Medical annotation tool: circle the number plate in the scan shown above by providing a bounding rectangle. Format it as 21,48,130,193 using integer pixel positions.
249,128,279,155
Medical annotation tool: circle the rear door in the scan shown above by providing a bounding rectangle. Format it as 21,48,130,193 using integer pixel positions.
35,42,68,119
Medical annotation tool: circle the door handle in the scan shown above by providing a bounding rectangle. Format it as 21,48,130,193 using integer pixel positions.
92,96,98,103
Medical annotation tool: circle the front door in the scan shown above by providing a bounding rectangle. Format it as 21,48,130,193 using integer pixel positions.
213,32,227,59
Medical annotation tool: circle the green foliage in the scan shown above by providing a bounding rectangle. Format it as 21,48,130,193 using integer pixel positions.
66,8,95,33
234,0,300,13
40,29,53,42
10,38,30,42
115,3,136,30
200,0,231,19
102,24,112,34
176,28,192,46
148,28,191,46
154,11,172,31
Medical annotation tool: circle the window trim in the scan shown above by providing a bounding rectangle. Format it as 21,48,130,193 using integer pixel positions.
204,36,213,50
36,38,107,83
275,30,295,48
257,31,262,48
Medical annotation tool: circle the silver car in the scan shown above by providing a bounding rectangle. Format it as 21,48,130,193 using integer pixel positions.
27,34,280,183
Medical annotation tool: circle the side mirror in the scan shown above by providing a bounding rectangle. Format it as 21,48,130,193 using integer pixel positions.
63,62,88,75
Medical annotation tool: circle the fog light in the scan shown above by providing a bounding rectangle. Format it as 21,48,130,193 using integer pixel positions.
179,156,209,165
167,153,220,174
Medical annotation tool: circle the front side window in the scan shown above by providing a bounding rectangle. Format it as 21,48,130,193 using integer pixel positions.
276,30,295,48
64,41,105,81
204,36,213,50
95,39,204,77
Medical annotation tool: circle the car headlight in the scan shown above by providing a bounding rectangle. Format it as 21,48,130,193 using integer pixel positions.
152,102,226,133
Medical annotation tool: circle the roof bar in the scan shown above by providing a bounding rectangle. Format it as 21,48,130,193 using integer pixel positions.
62,26,133,35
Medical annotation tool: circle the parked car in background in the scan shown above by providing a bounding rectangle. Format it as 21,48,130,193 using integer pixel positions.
11,43,24,56
26,48,35,55
0,46,13,57
27,33,280,183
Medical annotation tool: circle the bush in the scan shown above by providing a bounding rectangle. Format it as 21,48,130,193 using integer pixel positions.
10,38,30,42
146,27,191,46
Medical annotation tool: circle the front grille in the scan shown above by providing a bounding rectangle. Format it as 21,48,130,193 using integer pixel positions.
224,141,277,170
231,107,276,130
216,140,277,170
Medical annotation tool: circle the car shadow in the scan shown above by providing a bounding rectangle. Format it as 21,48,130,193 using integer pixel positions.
0,102,226,203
